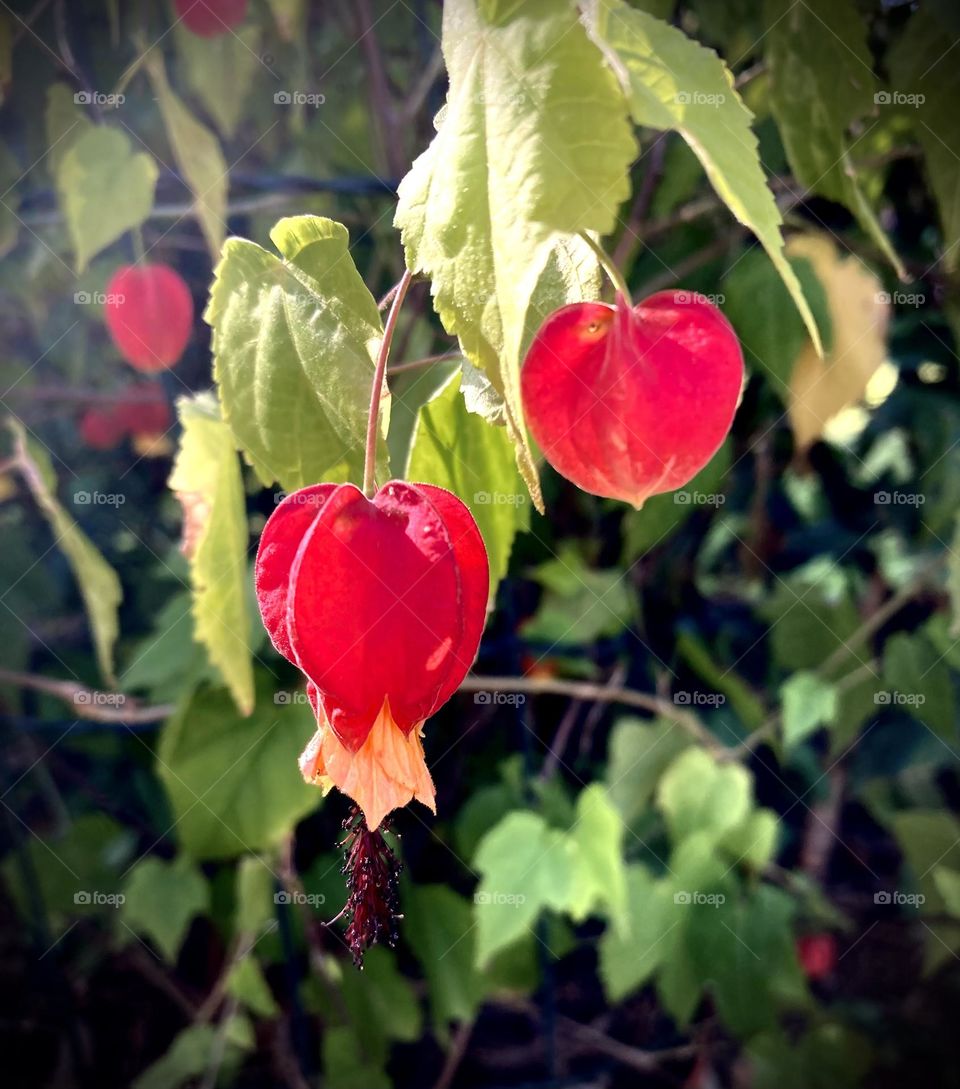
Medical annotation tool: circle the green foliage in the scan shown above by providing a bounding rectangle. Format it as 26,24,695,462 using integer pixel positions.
157,680,318,859
396,0,632,505
207,216,387,491
121,856,209,961
168,395,255,715
407,372,528,596
590,0,822,351
781,671,838,750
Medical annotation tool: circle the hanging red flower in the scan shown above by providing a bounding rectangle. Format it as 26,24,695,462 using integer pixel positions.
255,480,489,832
521,290,744,507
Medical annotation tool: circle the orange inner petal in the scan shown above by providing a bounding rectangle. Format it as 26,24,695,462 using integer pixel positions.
299,699,435,831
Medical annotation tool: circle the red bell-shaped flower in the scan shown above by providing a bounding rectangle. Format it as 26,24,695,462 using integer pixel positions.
256,480,489,830
174,0,248,37
521,291,744,507
105,264,194,373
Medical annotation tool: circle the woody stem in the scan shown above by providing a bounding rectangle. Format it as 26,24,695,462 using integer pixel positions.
363,268,413,497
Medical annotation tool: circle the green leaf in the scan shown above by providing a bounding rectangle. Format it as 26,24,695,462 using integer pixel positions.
657,747,751,846
132,1020,252,1089
322,1027,390,1089
568,784,628,932
403,884,486,1029
888,2,960,277
722,251,832,395
55,125,157,273
234,855,279,935
396,0,635,507
176,23,260,138
157,678,318,860
933,867,960,919
883,632,955,742
719,808,780,872
590,0,822,353
227,956,279,1017
206,215,387,491
146,52,227,260
523,546,633,644
121,856,208,961
765,0,904,277
781,671,838,750
11,422,122,684
45,83,94,178
675,629,765,730
605,717,691,829
338,946,422,1053
598,865,676,1001
168,394,254,715
406,371,528,596
748,1023,872,1089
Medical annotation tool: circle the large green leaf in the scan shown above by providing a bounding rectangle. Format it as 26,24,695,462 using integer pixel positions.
657,747,751,846
765,0,903,276
589,0,822,353
605,716,691,829
395,0,635,507
883,632,955,743
168,395,254,716
407,371,529,597
175,23,261,138
157,679,318,860
472,785,628,966
120,856,208,961
55,126,157,272
12,423,122,685
146,52,227,260
45,83,94,179
206,216,387,491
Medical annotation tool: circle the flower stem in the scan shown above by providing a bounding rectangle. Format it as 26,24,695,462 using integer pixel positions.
363,268,412,497
579,231,631,303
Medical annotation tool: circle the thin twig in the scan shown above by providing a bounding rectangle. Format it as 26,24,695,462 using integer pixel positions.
458,674,724,755
433,1019,475,1089
388,350,460,375
0,669,174,723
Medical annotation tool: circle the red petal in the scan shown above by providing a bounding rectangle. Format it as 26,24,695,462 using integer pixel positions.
254,484,336,662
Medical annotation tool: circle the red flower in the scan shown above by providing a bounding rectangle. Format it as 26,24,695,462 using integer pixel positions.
796,932,837,981
256,481,489,830
521,291,743,507
105,264,194,373
174,0,248,37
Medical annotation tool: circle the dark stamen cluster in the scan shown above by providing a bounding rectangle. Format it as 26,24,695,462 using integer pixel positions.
340,804,402,967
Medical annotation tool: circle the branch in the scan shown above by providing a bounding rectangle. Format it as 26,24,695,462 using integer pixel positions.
388,351,460,375
458,674,724,755
0,669,174,724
